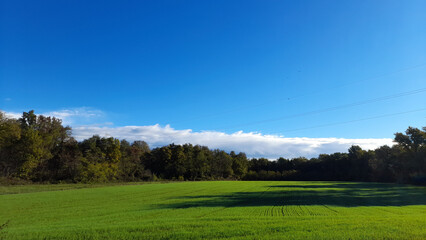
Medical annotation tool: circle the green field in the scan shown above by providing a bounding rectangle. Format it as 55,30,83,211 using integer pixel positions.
1,181,425,239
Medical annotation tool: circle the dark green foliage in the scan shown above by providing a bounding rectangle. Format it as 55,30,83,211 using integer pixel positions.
231,151,248,179
1,110,72,181
143,144,241,180
0,110,425,184
78,135,122,182
47,138,83,182
210,150,234,179
0,112,21,177
242,131,425,184
119,140,150,181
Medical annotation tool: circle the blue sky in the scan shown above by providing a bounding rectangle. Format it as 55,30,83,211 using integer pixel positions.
1,0,425,158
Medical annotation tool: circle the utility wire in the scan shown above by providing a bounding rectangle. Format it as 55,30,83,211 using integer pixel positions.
279,108,426,133
170,63,426,125
217,87,426,131
287,63,426,101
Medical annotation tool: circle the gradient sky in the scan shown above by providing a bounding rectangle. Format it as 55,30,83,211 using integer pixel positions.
1,0,425,158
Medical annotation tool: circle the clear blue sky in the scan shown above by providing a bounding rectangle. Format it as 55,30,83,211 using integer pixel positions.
1,0,425,139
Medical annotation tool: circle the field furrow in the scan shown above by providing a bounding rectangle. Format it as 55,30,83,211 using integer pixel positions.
0,181,425,239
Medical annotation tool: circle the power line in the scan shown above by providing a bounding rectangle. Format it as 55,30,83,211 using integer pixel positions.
287,63,426,101
217,87,426,131
170,63,426,125
279,108,426,133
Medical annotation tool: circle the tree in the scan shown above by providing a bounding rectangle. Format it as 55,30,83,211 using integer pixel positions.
211,150,233,179
0,111,21,177
394,127,426,183
16,111,50,179
11,111,72,180
119,140,150,181
249,158,269,172
79,135,121,182
187,145,208,180
276,157,291,172
347,145,370,181
370,145,398,182
144,146,171,178
166,144,186,179
48,138,83,182
231,152,248,179
394,127,426,151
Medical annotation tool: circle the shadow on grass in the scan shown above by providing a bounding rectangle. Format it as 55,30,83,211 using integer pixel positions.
159,182,426,209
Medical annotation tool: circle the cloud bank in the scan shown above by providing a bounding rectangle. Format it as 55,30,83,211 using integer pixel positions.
3,109,394,159
72,125,394,159
3,108,105,126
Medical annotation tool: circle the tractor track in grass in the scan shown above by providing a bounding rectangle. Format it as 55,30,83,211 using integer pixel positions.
263,187,288,217
261,187,341,217
101,187,207,220
376,206,400,215
322,204,338,214
198,186,273,218
2,181,426,239
143,186,226,218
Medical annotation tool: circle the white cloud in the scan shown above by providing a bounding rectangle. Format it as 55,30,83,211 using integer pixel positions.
2,109,395,159
4,111,21,119
43,108,104,125
72,124,394,159
2,108,104,125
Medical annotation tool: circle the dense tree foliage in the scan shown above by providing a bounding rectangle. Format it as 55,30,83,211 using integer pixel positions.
0,111,425,184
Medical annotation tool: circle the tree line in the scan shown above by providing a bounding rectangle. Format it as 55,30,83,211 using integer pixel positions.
0,110,425,184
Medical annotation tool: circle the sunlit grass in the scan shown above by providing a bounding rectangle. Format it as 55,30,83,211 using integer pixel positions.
1,181,425,239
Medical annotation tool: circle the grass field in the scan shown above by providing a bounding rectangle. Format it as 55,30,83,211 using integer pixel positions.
0,181,425,239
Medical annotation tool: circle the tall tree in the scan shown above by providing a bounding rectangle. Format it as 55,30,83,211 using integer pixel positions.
231,152,248,179
14,111,72,180
394,127,426,183
211,150,233,179
0,112,21,177
79,135,121,182
119,140,150,181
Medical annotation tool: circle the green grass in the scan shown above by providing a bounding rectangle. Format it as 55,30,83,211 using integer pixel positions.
0,181,425,239
0,181,153,195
